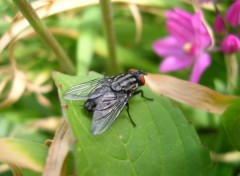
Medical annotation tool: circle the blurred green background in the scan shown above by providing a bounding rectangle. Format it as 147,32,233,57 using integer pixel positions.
0,0,240,175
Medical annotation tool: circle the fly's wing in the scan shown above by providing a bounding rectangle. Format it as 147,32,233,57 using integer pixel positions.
91,92,129,135
63,77,111,100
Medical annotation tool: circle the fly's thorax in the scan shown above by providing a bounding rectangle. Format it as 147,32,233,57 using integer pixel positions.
111,73,141,92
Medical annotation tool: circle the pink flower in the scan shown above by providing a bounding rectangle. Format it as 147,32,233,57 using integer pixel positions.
226,0,240,26
153,8,211,83
214,14,226,34
221,34,240,54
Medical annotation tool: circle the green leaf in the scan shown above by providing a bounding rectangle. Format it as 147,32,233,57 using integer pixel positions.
53,71,213,176
0,138,48,172
221,99,240,150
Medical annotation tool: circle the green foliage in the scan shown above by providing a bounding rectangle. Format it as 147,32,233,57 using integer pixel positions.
222,99,240,151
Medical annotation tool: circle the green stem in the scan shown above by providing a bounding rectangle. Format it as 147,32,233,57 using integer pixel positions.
99,0,120,74
225,54,238,93
12,0,75,74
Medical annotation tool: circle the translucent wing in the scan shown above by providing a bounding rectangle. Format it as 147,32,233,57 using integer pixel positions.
91,92,129,135
63,77,112,100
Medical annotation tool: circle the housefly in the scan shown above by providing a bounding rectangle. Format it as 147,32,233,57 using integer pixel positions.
63,69,152,135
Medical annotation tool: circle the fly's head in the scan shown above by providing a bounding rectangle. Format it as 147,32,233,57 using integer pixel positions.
128,69,146,86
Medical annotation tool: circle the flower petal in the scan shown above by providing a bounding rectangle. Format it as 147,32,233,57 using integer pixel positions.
226,0,240,26
191,12,211,47
159,56,192,72
190,53,211,83
166,9,194,42
152,37,182,57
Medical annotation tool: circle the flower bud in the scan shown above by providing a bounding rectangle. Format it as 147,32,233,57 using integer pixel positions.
221,35,240,54
214,14,226,34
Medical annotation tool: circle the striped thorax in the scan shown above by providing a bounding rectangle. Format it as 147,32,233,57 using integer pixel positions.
111,69,146,92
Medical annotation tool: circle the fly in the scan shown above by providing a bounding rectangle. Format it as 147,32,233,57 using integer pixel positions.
63,69,152,135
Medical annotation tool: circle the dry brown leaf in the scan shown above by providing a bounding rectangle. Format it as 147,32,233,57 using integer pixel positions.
145,73,238,115
24,71,52,107
33,71,50,85
0,70,26,108
43,118,72,176
129,4,142,43
210,151,240,163
0,0,97,53
28,116,60,132
0,65,12,74
36,94,52,108
27,82,52,94
0,75,12,95
7,163,23,176
0,164,10,174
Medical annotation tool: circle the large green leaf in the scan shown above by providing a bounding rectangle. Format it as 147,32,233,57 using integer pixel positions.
0,138,48,173
53,71,213,176
221,99,240,151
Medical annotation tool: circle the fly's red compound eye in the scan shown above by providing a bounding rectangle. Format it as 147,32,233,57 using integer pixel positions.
139,75,145,85
128,68,137,73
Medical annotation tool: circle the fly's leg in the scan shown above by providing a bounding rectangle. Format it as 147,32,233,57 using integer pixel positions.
134,90,153,101
126,103,136,127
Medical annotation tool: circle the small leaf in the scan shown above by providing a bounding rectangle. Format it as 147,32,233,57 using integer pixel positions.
52,71,213,176
0,138,48,172
145,73,238,115
221,99,240,151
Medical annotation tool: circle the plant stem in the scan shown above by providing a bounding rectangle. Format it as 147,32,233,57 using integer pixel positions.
225,54,238,93
12,0,75,74
99,0,120,74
